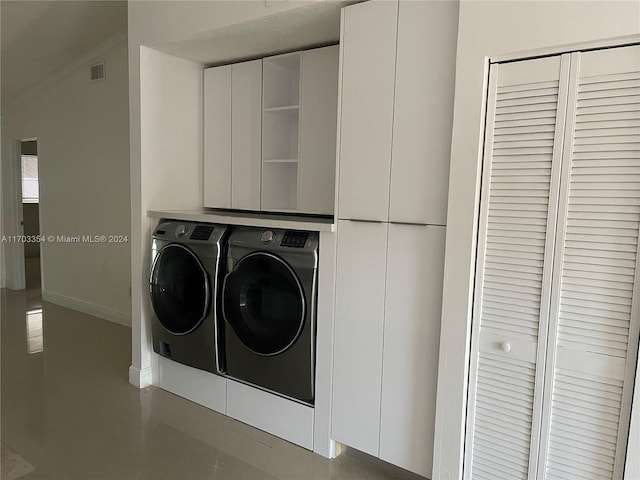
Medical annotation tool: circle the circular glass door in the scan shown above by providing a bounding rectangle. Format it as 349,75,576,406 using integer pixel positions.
223,252,305,356
150,244,210,334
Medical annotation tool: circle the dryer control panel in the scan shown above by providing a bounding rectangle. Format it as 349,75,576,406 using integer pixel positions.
281,231,309,248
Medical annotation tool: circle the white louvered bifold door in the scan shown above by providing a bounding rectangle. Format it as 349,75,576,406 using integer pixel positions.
464,54,571,480
538,44,640,480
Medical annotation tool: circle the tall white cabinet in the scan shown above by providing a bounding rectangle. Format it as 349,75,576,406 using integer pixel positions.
331,0,458,477
465,43,640,479
203,46,338,215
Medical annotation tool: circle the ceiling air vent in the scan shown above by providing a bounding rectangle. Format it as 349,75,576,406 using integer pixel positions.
90,60,105,82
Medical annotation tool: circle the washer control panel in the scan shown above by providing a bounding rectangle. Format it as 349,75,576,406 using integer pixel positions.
190,225,215,241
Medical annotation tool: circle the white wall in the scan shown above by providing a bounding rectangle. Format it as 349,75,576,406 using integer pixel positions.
433,2,640,479
1,33,131,324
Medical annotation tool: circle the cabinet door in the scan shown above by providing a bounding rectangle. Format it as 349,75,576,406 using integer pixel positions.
299,45,339,215
538,45,640,480
379,224,445,477
203,65,232,208
465,55,570,480
337,0,398,222
388,0,458,225
231,60,262,211
332,220,388,456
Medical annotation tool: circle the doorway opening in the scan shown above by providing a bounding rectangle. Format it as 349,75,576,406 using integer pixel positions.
20,139,41,290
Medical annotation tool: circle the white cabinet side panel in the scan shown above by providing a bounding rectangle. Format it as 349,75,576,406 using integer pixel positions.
232,60,262,211
337,0,398,222
379,224,446,477
389,0,458,225
332,220,388,456
226,379,314,450
299,45,339,216
204,66,232,208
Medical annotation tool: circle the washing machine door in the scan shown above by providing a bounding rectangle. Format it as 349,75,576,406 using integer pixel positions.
223,252,305,356
150,243,210,335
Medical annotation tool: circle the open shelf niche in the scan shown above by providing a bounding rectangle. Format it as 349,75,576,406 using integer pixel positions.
262,52,301,211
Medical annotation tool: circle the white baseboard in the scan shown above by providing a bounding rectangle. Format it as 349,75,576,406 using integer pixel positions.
3,277,22,290
129,365,153,388
41,289,131,327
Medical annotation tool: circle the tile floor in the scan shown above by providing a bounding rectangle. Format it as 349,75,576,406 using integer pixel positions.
1,269,421,480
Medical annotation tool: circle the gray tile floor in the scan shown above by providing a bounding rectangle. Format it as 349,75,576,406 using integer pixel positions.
1,272,422,480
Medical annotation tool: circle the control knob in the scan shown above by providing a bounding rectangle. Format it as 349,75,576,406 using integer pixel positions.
261,230,274,243
175,224,187,237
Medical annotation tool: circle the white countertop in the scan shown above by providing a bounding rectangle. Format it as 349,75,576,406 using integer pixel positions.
147,209,336,232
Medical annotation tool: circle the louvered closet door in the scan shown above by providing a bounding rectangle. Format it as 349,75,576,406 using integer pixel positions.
538,44,640,480
464,54,571,480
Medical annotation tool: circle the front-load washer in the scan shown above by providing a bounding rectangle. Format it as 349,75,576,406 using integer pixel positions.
222,227,318,405
150,220,229,374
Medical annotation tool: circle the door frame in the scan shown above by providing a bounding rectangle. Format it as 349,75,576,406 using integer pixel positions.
4,137,39,290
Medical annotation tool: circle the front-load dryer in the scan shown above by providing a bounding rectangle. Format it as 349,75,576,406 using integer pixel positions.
222,227,318,405
150,220,228,374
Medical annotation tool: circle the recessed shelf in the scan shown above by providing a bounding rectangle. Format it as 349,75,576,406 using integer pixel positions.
263,53,301,109
262,51,302,213
263,107,299,161
262,162,298,211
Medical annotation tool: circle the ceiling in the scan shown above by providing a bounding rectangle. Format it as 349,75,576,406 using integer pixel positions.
153,1,347,67
0,0,355,108
1,1,128,107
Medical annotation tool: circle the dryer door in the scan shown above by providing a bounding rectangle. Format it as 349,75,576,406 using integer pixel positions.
223,252,305,356
150,243,210,334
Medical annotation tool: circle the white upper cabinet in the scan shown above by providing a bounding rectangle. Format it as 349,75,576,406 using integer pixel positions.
388,0,458,225
298,45,339,215
203,65,232,209
337,0,398,222
205,47,338,215
203,60,261,210
231,59,262,211
337,0,458,224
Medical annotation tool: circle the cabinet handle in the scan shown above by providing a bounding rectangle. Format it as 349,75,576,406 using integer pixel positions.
500,342,512,353
341,218,386,224
389,221,446,227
